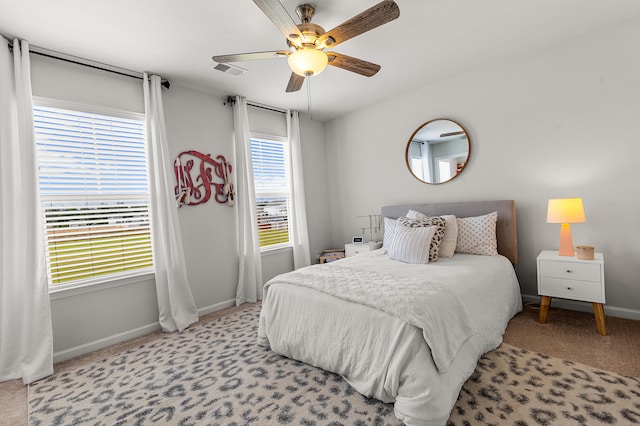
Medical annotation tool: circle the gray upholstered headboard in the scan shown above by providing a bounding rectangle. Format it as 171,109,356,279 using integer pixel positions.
380,200,518,264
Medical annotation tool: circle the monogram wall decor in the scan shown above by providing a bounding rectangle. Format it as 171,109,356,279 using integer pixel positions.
174,150,235,207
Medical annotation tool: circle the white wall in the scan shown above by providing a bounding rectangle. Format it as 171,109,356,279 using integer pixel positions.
30,57,331,360
324,17,640,318
161,84,238,312
299,115,331,261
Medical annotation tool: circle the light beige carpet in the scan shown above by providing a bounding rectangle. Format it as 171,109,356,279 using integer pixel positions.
504,303,640,379
26,305,640,426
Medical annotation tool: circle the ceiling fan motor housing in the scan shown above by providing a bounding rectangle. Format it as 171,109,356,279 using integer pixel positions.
296,4,315,23
287,24,325,49
292,4,330,47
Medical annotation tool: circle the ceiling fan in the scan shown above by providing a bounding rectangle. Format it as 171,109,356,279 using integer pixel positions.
212,0,400,93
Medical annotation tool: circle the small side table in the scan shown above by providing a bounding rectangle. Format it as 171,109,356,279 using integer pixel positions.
537,250,606,335
319,249,345,264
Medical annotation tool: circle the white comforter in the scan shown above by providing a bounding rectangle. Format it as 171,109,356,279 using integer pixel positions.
258,249,522,426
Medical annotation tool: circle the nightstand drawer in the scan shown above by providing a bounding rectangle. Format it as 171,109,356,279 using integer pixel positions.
539,277,604,302
345,245,365,257
345,241,382,257
538,260,601,282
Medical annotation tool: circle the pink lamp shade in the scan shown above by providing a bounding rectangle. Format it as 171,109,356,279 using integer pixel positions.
547,198,586,256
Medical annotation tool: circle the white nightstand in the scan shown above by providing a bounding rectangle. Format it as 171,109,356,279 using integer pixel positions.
345,241,382,257
536,250,606,335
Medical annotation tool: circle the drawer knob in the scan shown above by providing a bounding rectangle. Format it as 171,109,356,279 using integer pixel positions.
567,287,573,290
566,269,573,273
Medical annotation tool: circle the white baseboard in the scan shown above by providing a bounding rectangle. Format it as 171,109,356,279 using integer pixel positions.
53,298,237,364
521,294,640,321
53,322,160,364
197,298,236,316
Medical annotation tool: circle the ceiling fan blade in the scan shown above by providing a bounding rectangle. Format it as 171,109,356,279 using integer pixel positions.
327,52,381,77
213,50,289,63
286,72,305,92
253,0,304,46
318,0,400,49
440,131,465,138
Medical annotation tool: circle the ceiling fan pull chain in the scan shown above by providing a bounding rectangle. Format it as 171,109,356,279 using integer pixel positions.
306,75,313,118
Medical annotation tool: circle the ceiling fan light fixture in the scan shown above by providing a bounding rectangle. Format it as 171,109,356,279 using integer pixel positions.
288,48,328,77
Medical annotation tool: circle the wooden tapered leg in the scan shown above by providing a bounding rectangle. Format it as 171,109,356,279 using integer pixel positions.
539,295,551,324
592,302,607,336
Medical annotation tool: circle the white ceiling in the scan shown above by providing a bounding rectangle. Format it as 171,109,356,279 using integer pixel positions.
2,0,640,121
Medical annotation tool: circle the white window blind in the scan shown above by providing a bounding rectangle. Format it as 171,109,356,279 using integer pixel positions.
250,136,291,249
33,104,153,287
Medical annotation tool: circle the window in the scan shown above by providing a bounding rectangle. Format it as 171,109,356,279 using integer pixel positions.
250,135,291,249
33,103,153,288
438,159,452,181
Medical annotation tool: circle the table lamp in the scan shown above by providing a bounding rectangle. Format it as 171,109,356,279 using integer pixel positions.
546,198,586,256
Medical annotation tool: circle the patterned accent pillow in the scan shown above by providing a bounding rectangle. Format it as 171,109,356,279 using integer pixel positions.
455,211,498,256
406,210,458,258
397,216,447,262
388,222,436,264
383,217,397,248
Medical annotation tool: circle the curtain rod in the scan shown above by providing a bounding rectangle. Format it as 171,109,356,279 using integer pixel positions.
225,96,287,115
5,38,170,89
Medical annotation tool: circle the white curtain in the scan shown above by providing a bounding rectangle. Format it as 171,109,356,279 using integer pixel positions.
0,37,53,384
232,96,263,305
143,73,198,332
287,110,311,269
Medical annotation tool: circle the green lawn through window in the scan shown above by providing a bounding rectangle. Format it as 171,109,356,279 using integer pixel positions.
258,228,289,247
47,230,152,285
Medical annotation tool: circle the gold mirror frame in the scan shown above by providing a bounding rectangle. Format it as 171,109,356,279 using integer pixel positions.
405,118,471,184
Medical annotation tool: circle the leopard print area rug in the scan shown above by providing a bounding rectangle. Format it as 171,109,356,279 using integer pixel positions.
28,305,640,425
449,346,640,426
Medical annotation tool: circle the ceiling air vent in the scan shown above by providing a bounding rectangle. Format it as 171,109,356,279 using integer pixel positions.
214,63,247,76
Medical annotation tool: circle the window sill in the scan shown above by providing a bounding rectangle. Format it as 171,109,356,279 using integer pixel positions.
49,270,155,300
261,245,293,257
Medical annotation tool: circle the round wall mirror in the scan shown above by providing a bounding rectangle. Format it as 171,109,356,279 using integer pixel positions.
405,118,470,184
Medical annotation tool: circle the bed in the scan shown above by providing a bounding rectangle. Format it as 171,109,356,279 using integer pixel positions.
258,200,522,426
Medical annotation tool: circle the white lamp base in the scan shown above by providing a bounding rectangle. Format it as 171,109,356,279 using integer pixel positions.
558,223,574,256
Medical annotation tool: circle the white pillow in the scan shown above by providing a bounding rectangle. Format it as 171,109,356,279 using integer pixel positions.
455,211,498,256
406,209,423,220
437,215,458,258
388,222,436,264
406,210,458,258
383,217,396,248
